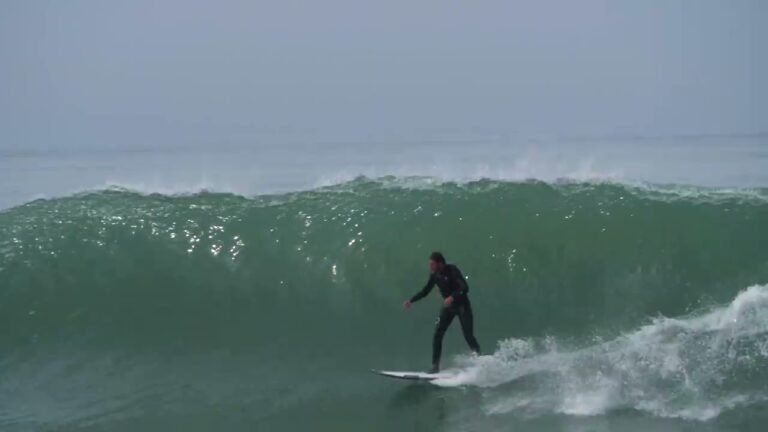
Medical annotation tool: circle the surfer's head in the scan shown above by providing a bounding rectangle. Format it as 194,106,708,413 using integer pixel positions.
429,251,446,273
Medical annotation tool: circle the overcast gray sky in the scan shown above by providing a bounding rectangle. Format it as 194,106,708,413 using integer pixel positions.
1,0,765,151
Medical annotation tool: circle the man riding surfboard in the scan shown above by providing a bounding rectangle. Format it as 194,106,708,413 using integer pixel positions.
403,252,481,373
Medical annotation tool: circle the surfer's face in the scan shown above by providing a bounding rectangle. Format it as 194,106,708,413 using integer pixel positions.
429,259,442,273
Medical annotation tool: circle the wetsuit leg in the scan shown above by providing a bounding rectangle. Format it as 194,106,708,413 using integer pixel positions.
432,307,456,368
457,302,481,355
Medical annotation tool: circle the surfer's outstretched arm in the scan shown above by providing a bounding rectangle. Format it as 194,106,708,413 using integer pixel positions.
403,275,435,309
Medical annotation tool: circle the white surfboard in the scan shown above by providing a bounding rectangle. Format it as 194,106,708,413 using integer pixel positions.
371,369,449,381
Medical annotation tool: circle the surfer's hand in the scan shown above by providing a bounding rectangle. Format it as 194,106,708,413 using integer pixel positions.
443,296,454,307
403,300,412,310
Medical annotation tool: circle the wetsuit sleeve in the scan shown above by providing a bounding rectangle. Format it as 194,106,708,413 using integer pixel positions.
410,274,435,303
449,265,469,299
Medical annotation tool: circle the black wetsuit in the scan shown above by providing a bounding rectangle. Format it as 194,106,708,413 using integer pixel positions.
410,264,481,368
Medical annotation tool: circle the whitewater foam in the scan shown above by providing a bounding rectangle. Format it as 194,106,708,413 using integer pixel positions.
435,285,768,421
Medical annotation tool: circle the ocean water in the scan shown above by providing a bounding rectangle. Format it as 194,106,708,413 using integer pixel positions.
1,137,768,431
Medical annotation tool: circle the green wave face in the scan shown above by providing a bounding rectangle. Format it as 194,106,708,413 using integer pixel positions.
1,179,768,430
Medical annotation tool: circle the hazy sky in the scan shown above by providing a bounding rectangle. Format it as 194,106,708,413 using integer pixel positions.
1,0,765,150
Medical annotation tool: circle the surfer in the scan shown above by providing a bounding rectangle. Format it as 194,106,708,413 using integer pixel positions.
403,252,481,373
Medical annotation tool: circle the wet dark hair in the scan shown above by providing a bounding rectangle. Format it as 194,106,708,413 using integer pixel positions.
429,252,446,264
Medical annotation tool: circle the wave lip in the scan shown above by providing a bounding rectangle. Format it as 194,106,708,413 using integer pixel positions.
3,172,768,214
65,176,768,203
